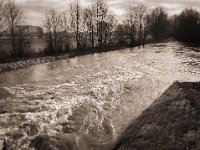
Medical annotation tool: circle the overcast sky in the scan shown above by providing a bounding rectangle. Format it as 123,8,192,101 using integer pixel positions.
12,0,200,25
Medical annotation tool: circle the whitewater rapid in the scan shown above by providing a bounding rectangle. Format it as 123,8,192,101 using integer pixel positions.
0,41,200,149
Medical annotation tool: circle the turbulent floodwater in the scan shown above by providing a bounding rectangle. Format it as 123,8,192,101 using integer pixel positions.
0,41,200,149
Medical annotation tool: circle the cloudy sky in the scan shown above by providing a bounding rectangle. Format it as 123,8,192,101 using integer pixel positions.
12,0,200,25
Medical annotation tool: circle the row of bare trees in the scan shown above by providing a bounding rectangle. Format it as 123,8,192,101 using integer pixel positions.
43,0,172,54
43,0,117,54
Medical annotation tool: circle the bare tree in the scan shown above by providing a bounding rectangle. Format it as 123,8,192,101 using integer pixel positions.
0,1,6,37
15,25,31,57
43,10,53,53
59,12,70,52
137,5,146,48
96,0,109,49
141,13,152,47
70,0,84,51
43,9,61,54
103,11,117,47
124,5,139,47
5,0,24,57
51,10,61,53
0,0,6,59
83,3,96,50
124,4,150,48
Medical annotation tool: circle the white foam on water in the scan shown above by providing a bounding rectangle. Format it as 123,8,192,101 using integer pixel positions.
0,42,200,149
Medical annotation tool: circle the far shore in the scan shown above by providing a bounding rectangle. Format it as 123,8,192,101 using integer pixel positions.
0,45,129,73
0,39,199,74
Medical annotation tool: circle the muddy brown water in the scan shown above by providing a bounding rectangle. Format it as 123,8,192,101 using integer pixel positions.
0,41,200,149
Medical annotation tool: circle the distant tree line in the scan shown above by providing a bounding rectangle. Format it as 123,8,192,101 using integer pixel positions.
173,9,200,43
0,0,200,61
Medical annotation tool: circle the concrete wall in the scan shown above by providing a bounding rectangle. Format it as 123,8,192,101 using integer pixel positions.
113,81,200,150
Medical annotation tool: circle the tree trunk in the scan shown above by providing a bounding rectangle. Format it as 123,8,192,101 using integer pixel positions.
76,3,80,51
139,16,142,49
130,26,135,47
49,32,53,54
91,25,94,50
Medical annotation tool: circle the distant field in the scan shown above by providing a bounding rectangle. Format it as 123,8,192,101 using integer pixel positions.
30,38,47,53
0,37,78,55
0,38,46,55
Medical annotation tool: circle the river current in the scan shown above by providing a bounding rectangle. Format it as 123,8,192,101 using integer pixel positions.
0,41,199,149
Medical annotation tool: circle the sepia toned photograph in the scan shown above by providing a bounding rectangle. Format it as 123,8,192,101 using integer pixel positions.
0,0,200,149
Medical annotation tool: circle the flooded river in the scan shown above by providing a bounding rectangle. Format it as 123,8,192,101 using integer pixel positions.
0,41,200,149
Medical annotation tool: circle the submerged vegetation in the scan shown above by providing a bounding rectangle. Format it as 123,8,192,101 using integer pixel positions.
0,0,200,63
